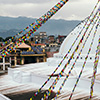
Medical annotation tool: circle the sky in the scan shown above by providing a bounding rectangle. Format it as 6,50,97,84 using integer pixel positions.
0,0,99,20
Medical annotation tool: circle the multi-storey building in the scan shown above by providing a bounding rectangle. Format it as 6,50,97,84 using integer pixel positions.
48,35,55,43
29,32,47,43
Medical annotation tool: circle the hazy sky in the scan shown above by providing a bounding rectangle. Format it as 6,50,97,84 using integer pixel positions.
0,0,99,20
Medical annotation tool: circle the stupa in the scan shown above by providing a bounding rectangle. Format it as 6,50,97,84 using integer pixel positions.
0,0,100,100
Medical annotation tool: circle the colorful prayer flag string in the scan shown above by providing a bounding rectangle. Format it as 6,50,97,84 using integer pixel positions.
29,1,100,100
89,37,100,100
53,15,100,100
0,0,69,59
1,0,99,59
53,13,100,100
42,10,99,100
69,16,100,100
0,0,99,59
0,22,35,47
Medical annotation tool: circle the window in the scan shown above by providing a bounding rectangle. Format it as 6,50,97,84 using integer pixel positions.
90,57,92,60
31,38,33,41
80,57,82,59
5,57,9,63
36,36,38,38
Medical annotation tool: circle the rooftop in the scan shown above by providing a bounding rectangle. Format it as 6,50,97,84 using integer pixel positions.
18,43,31,48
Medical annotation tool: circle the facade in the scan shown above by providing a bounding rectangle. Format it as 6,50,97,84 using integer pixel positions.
48,35,55,43
29,32,47,43
39,32,47,38
31,43,46,48
0,43,47,71
49,43,58,48
57,35,66,44
12,43,46,66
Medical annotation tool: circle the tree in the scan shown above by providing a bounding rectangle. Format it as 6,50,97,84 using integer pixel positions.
0,37,4,42
4,36,12,42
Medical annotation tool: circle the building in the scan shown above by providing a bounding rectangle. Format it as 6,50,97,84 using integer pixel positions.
31,43,46,48
29,32,47,43
49,43,58,48
39,32,47,39
0,43,47,71
57,35,66,44
12,43,46,66
48,35,55,43
49,43,59,52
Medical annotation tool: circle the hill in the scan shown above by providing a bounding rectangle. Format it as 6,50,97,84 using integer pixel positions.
0,16,81,38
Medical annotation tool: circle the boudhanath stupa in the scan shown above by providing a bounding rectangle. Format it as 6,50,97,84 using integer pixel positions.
1,0,100,100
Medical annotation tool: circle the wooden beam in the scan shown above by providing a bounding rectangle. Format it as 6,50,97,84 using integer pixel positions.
21,54,45,57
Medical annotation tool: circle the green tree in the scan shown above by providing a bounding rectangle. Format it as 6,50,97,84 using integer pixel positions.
0,37,4,42
4,36,12,42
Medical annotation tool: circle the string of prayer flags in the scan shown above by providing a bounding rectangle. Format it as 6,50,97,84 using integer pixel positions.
89,37,100,100
53,14,100,100
0,22,35,47
29,7,97,99
42,11,99,100
0,0,99,59
89,56,99,100
0,0,69,59
1,0,99,59
69,17,100,100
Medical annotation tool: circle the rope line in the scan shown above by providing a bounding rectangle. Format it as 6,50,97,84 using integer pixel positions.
0,0,69,59
69,15,100,100
53,13,100,100
42,10,99,100
89,37,100,100
29,1,100,100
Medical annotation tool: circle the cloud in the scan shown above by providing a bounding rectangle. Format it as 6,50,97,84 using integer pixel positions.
0,2,54,17
0,0,59,4
0,0,99,20
0,0,92,4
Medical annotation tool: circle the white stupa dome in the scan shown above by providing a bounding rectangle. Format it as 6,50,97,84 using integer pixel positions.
59,19,100,55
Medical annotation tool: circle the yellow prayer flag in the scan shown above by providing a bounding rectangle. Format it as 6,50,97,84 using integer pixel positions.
30,98,32,100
